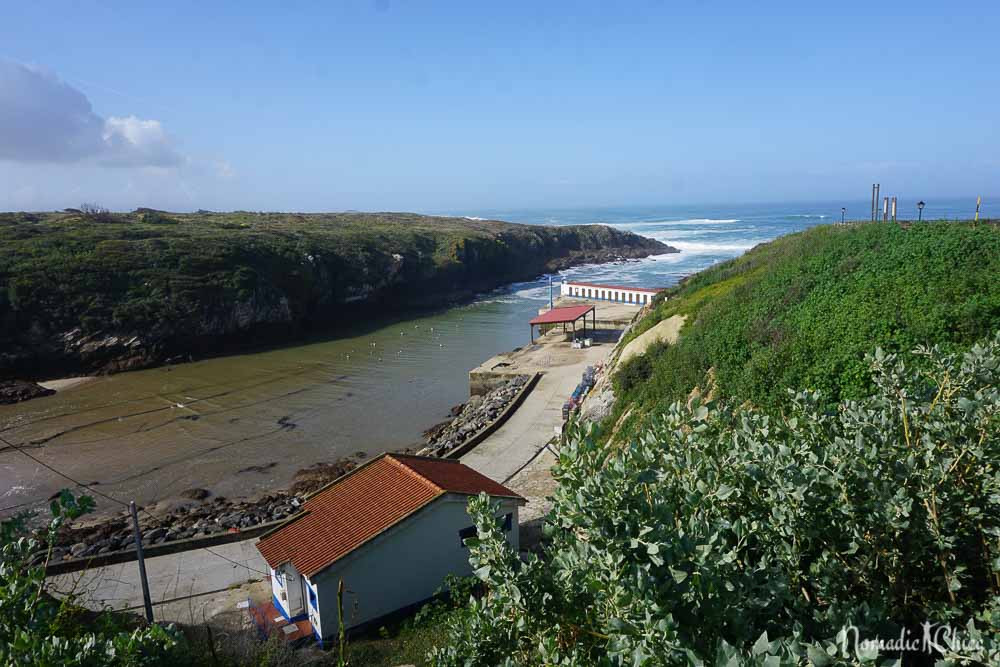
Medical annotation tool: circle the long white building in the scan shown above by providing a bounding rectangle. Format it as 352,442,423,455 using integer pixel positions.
561,281,663,306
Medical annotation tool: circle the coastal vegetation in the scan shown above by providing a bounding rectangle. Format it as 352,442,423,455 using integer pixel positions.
427,222,1000,664
0,209,669,379
7,222,999,665
437,335,1000,665
613,222,1000,418
1,492,182,665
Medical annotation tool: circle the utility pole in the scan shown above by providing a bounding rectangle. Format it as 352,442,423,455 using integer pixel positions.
891,197,897,222
883,196,889,222
841,207,846,225
871,184,876,222
975,195,982,222
875,184,881,221
548,276,554,310
129,501,154,623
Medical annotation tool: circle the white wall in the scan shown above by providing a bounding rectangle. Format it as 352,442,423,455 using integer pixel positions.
310,495,520,635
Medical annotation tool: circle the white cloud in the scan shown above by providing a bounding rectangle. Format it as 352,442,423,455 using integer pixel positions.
0,60,183,168
101,115,183,167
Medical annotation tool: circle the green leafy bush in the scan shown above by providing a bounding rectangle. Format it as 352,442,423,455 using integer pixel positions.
0,492,184,666
613,338,670,396
434,334,1000,665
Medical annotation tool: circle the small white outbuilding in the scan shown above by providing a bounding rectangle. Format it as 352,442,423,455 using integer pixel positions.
256,453,524,642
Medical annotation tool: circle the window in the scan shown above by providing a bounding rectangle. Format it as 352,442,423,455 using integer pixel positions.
459,513,513,548
458,524,476,547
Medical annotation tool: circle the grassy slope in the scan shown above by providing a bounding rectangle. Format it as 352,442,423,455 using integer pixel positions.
0,210,665,375
613,221,1000,423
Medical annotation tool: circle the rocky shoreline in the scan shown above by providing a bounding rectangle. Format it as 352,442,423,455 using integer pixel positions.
0,379,55,405
37,459,359,564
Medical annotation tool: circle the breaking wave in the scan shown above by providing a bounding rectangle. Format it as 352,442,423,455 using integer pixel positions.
620,218,740,228
658,239,762,254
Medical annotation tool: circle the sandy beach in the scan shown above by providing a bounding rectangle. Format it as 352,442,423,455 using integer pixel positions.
37,377,96,392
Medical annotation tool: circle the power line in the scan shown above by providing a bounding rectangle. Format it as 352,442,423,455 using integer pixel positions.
0,434,133,510
0,433,269,577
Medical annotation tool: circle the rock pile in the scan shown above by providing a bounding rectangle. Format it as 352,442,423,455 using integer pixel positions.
36,458,358,564
41,494,304,564
422,375,529,457
0,379,55,405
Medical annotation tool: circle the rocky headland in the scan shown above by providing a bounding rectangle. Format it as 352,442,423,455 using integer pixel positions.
0,210,674,380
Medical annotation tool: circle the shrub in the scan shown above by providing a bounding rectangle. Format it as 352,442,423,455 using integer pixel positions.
0,492,184,666
433,334,1000,665
613,338,669,395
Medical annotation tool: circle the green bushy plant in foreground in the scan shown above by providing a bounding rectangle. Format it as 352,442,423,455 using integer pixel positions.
0,493,183,666
435,334,1000,665
615,223,1000,417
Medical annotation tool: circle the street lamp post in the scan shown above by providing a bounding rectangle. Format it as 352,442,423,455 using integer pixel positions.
841,207,846,224
917,201,925,222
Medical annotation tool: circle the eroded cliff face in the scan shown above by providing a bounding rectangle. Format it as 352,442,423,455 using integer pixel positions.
0,211,674,377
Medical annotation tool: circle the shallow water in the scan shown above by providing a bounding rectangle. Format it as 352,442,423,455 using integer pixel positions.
0,198,983,514
0,295,548,514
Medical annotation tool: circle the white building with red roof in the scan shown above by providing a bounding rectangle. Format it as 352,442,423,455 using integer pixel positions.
256,453,524,640
561,280,663,305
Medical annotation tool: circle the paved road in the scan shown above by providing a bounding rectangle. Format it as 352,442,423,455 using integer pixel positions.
48,539,267,614
461,343,609,483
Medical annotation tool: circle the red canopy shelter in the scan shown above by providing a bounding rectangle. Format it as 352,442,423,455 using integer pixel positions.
529,304,596,343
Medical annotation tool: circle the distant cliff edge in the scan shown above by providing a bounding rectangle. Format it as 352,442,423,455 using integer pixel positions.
0,210,675,378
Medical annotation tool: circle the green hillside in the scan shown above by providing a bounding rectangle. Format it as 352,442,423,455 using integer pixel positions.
614,221,1000,417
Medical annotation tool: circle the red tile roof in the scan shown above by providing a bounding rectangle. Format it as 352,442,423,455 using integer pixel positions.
256,454,523,577
529,304,595,326
564,281,665,293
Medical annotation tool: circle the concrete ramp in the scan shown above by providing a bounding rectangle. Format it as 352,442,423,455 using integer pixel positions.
461,343,609,483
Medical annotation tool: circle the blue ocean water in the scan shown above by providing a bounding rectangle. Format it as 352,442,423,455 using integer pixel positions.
465,197,988,297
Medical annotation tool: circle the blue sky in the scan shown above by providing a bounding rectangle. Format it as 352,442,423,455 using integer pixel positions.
1,1,998,213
